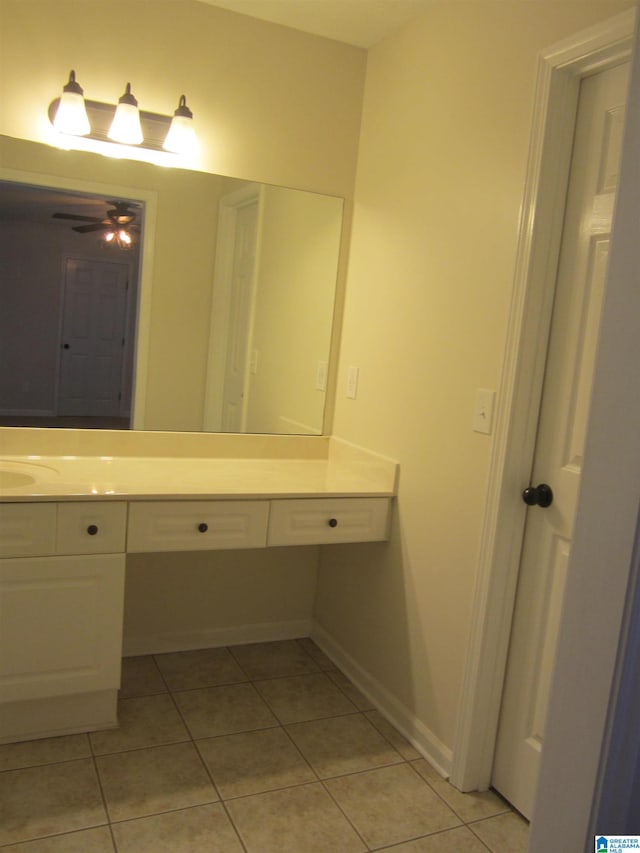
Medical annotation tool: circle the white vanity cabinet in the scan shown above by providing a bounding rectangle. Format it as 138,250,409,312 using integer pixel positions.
0,486,393,743
0,502,126,744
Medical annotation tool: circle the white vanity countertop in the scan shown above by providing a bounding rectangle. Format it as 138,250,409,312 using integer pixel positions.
0,442,398,502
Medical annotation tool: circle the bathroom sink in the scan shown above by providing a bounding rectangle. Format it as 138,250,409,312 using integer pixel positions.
0,459,59,490
0,470,37,488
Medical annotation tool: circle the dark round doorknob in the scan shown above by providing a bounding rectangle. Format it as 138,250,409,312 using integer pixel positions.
63,343,70,349
522,483,554,508
328,518,338,528
87,524,99,535
198,522,208,533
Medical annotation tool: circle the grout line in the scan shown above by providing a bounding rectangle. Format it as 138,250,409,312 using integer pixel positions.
1,642,527,852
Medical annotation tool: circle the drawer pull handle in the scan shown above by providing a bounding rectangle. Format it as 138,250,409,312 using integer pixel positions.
87,524,99,536
198,522,209,533
328,518,338,528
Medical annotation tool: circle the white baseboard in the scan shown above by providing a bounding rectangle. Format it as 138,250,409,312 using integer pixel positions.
122,618,313,657
311,622,453,778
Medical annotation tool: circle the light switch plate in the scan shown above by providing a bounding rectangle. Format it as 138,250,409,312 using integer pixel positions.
473,388,496,435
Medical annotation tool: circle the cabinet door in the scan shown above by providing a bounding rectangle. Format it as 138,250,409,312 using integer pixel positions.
268,498,391,546
0,554,125,704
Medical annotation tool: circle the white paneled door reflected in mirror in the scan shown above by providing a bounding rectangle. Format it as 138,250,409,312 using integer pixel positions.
0,135,343,435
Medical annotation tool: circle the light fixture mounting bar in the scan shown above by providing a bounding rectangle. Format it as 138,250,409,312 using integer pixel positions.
48,97,172,151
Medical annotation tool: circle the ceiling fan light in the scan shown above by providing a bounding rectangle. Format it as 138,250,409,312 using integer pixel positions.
103,226,134,249
108,83,143,145
53,70,91,136
163,95,197,154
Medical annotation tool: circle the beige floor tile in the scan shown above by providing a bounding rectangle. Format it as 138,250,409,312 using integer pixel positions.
197,726,316,799
413,759,511,823
154,646,247,690
0,758,107,846
326,669,375,710
89,694,189,755
173,682,278,739
469,811,530,853
111,803,244,852
325,763,461,849
0,733,91,771
255,672,358,723
95,742,217,822
0,826,115,853
296,638,337,670
286,713,403,778
229,639,320,679
226,782,366,853
119,656,167,698
364,709,422,760
383,825,491,852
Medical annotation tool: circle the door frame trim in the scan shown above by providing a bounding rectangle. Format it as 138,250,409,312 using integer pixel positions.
203,183,262,432
450,8,636,793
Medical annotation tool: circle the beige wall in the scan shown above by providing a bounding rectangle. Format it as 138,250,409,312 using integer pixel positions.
123,546,319,655
247,186,342,434
0,0,366,197
315,1,631,754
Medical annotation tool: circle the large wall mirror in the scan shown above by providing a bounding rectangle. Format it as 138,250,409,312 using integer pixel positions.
0,135,343,435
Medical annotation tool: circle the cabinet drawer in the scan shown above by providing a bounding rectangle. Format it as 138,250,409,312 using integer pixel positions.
127,501,269,552
0,504,57,558
57,502,127,555
267,497,391,546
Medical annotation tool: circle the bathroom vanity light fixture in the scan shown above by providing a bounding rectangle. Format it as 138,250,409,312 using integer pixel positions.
48,70,197,156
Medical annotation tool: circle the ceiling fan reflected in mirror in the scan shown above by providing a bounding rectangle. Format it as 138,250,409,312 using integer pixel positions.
52,200,141,249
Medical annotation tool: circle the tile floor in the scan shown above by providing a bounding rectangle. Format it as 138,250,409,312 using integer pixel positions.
0,639,529,852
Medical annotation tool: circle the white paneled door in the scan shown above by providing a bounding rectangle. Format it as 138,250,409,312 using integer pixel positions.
491,60,630,818
58,258,129,417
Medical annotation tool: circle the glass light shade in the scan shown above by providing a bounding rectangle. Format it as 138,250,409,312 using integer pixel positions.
163,95,197,155
54,91,91,136
53,70,90,136
163,115,197,154
108,83,143,145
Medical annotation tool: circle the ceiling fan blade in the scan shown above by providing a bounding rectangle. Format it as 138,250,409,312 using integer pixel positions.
53,212,103,223
73,223,110,233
